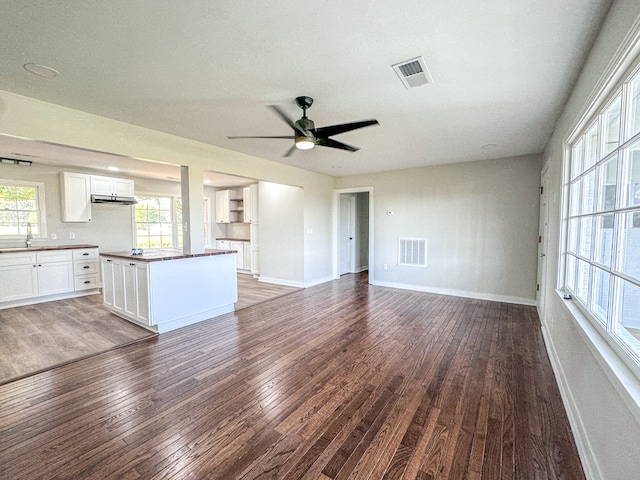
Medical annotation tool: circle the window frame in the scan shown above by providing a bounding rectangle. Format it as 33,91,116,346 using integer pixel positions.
133,193,212,249
562,55,640,380
0,178,47,241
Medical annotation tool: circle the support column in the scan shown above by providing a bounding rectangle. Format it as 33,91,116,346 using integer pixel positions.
180,165,205,254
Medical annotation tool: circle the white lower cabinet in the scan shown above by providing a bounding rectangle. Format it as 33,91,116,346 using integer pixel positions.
217,240,250,271
123,261,150,325
0,262,39,302
0,250,75,304
102,257,150,326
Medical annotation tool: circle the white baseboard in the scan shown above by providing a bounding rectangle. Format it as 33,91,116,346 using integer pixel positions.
258,277,305,288
370,280,536,306
540,323,601,480
353,265,368,273
304,276,334,288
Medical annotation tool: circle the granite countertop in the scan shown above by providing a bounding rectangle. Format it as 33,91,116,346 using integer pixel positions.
216,237,250,241
100,247,236,262
0,244,98,254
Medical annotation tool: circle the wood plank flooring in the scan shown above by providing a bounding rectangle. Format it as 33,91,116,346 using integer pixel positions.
0,273,585,479
0,275,300,385
0,294,153,385
235,273,301,310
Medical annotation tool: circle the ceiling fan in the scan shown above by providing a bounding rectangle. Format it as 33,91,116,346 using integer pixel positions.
228,96,379,157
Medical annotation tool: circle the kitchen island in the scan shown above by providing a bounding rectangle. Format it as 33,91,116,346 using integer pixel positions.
100,248,237,333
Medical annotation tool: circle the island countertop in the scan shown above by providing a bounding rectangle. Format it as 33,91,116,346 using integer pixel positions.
100,247,237,262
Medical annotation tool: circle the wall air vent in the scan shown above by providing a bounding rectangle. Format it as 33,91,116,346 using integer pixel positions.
392,56,433,89
398,238,427,267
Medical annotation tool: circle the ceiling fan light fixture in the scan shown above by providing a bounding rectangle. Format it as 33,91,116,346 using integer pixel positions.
295,136,315,150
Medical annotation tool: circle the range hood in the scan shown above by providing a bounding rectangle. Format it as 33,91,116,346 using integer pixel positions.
91,194,137,205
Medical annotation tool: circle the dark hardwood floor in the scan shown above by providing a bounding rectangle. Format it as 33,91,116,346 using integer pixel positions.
0,273,584,479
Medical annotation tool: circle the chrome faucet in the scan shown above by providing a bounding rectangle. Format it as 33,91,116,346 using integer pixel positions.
26,222,33,248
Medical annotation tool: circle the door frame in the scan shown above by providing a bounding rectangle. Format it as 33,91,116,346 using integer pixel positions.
339,193,357,275
537,165,550,321
333,186,374,283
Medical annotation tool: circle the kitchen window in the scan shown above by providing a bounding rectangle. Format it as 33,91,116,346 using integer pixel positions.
135,195,175,248
564,61,640,372
0,180,46,239
135,195,211,248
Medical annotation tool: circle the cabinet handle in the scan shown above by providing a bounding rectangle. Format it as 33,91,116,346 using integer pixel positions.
106,259,112,263
130,263,136,266
82,253,89,256
84,280,91,284
83,265,90,269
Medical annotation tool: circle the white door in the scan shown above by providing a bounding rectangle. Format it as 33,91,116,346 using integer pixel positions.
537,168,549,321
339,194,356,275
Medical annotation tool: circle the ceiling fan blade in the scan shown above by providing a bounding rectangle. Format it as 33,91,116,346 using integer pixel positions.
227,135,295,139
283,144,298,157
268,105,308,137
316,137,359,152
312,119,378,138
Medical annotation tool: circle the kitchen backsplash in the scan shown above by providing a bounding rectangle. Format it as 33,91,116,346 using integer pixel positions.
226,223,250,238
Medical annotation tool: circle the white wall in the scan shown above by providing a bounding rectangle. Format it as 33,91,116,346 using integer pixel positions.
539,1,640,478
259,181,304,285
0,91,335,285
336,154,541,304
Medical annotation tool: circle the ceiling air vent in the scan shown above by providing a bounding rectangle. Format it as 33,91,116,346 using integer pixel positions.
392,56,433,89
398,238,427,267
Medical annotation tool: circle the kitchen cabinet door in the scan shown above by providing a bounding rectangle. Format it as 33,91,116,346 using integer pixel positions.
123,261,150,326
215,190,231,223
90,175,135,196
0,264,38,302
60,172,92,222
101,257,124,313
37,261,74,296
230,241,244,269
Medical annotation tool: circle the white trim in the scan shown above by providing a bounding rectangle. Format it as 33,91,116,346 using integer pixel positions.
566,15,640,145
371,279,536,306
304,276,334,288
540,321,602,480
0,289,100,310
333,186,374,283
258,276,305,288
0,178,47,240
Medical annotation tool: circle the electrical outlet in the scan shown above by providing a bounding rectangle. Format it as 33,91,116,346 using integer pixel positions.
69,233,75,239
50,233,57,240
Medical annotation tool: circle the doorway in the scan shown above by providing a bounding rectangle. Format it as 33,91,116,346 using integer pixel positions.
334,187,373,282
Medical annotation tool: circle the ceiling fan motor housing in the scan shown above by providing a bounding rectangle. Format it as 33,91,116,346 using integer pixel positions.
295,117,315,139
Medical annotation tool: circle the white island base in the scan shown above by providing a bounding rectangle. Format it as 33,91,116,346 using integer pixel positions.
101,249,237,333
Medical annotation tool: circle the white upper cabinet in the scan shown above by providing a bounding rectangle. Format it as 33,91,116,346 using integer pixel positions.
90,175,135,196
60,172,92,222
215,189,243,223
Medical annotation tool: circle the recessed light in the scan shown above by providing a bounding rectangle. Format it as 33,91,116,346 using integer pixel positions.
23,63,60,78
108,166,119,172
481,143,498,150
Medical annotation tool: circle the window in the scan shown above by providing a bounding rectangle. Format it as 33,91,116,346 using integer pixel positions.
135,195,175,248
135,195,211,248
564,63,640,369
0,180,46,239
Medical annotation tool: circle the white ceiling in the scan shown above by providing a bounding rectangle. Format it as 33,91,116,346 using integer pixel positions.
0,1,613,178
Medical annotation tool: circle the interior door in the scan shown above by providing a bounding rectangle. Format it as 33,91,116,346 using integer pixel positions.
537,169,549,321
339,194,356,275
